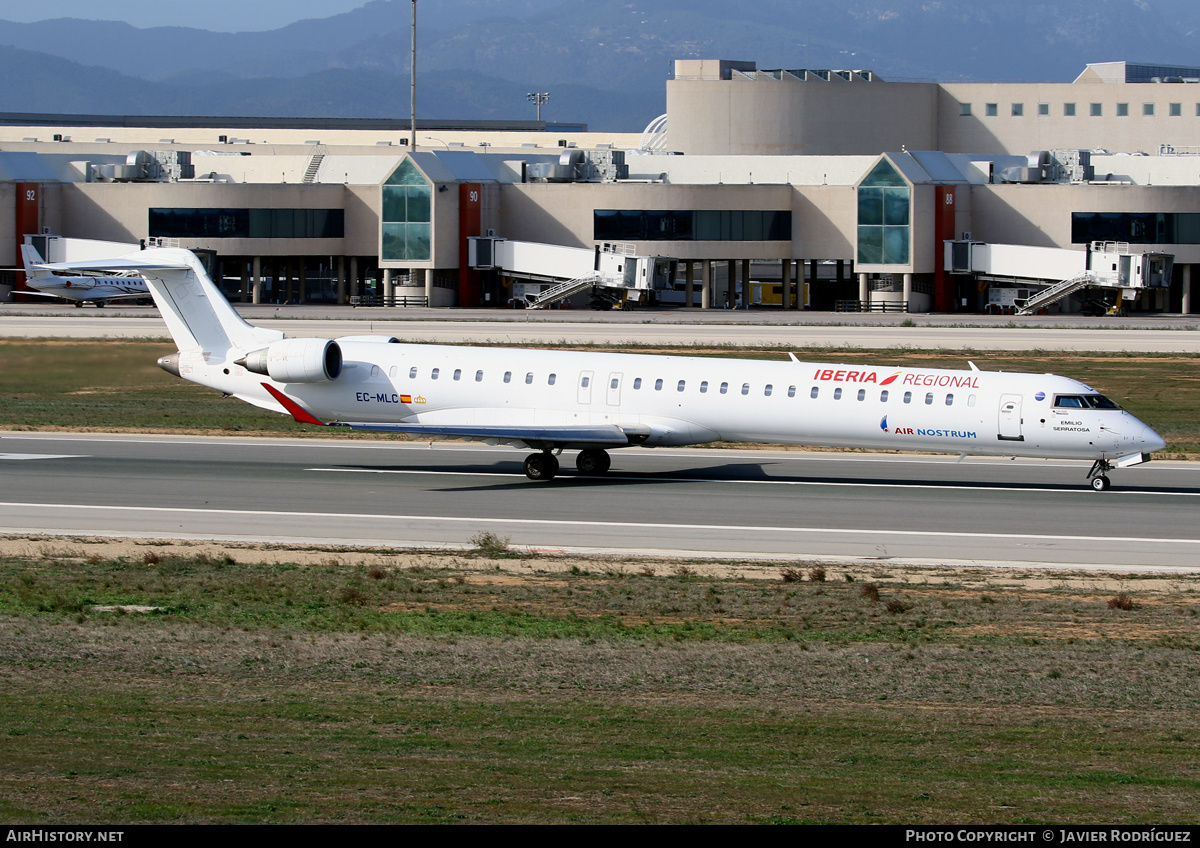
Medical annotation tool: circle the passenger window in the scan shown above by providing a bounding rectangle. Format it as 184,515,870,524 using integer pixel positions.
968,394,976,407
548,373,556,385
409,366,417,379
655,378,663,391
788,386,796,398
633,377,642,390
431,368,440,380
475,370,483,382
580,375,589,388
764,384,773,396
720,382,729,394
389,366,397,378
371,365,380,377
504,371,512,383
700,381,709,393
677,380,685,392
741,383,750,396
833,388,842,400
925,393,934,405
810,386,819,399
453,369,461,381
610,377,618,389
525,372,534,384
880,390,889,402
903,391,912,404
856,389,865,401
945,394,953,406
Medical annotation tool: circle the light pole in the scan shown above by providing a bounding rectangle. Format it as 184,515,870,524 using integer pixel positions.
410,0,417,150
527,92,549,122
424,136,449,150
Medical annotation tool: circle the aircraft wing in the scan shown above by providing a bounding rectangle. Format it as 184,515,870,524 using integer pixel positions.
34,257,191,274
330,421,632,445
258,383,632,447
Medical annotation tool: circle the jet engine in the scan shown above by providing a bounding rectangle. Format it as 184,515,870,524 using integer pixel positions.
237,338,342,383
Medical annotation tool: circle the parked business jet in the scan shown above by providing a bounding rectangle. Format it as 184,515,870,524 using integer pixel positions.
19,244,149,306
37,248,1165,489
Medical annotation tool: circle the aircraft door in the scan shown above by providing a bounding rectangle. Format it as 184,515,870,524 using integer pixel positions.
607,372,622,406
998,394,1024,441
578,371,593,405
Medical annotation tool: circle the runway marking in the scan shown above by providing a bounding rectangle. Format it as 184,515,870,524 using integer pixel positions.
0,453,84,461
4,501,1200,547
304,466,1200,497
8,432,1193,470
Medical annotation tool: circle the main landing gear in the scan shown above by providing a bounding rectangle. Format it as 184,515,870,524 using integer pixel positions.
575,448,611,476
521,448,612,481
1087,459,1113,492
523,451,559,481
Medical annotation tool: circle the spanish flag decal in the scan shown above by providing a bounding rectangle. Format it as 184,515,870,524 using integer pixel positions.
400,394,412,404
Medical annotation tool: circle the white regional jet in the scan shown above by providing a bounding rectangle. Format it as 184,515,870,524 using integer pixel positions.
38,248,1166,490
19,244,149,307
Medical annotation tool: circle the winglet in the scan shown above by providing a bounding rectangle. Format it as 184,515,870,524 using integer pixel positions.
261,383,326,426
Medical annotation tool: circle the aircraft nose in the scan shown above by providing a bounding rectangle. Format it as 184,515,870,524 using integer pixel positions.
1140,424,1166,454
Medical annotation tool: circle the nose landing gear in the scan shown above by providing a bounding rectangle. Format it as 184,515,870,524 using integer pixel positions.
1087,459,1113,491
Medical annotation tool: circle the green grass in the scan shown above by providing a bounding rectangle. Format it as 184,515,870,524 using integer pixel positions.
1,548,1199,823
2,341,1197,454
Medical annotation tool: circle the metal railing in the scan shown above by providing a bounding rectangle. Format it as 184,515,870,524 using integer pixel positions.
834,300,909,313
350,295,428,307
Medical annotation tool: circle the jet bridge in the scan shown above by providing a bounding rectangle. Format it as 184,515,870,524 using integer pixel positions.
945,240,1173,315
468,237,677,309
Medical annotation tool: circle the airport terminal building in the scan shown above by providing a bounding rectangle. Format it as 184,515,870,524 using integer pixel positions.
2,59,1199,313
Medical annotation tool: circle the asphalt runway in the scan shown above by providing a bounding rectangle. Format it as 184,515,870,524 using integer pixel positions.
3,432,1198,570
4,304,1200,351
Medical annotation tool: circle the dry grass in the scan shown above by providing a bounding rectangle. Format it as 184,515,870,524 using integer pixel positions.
2,537,1199,823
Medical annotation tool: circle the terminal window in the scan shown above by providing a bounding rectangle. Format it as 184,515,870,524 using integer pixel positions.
856,158,910,266
959,103,971,116
1037,103,1049,116
985,103,998,116
1064,103,1076,116
1170,103,1181,116
381,158,432,262
148,208,343,239
1011,103,1024,116
1143,103,1155,116
1072,211,1200,244
1090,103,1102,116
593,209,790,241
1117,103,1129,116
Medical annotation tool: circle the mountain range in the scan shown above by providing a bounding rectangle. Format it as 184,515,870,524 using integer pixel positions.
2,0,1198,132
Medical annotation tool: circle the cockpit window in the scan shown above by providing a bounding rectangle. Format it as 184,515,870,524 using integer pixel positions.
1083,394,1121,409
1055,394,1121,410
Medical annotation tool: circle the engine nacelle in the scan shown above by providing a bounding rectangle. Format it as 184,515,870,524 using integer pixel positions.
238,338,342,383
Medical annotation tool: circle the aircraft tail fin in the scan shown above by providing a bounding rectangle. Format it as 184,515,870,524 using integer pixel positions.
37,248,282,354
19,244,51,280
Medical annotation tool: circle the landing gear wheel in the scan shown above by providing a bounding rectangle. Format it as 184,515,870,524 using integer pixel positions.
524,452,559,481
575,448,611,476
1091,475,1111,492
94,300,105,308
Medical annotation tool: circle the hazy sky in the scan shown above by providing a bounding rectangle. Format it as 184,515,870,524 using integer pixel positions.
0,0,373,31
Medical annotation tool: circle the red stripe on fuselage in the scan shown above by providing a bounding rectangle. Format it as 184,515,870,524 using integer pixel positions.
261,382,326,426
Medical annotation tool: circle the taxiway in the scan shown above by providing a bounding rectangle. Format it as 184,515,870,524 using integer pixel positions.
2,432,1197,570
